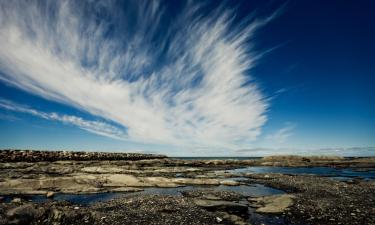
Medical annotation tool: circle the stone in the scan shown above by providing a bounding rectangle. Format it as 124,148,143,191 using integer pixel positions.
220,180,240,186
249,194,295,214
11,197,22,203
6,204,38,224
46,191,55,198
219,212,248,225
51,208,63,221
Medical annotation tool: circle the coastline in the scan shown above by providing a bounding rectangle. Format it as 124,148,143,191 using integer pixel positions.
0,150,374,225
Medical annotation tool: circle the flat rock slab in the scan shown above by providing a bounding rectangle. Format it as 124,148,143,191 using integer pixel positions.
249,194,295,214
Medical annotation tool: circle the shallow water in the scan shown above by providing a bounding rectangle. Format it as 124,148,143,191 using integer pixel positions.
228,166,375,180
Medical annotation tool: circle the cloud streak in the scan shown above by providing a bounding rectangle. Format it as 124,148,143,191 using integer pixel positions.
0,1,274,150
0,99,127,140
266,122,296,143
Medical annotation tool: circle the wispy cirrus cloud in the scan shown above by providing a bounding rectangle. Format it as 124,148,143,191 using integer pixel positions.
0,99,127,140
266,122,296,143
0,1,279,150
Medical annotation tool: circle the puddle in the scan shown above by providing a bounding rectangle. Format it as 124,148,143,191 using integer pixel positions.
228,166,375,180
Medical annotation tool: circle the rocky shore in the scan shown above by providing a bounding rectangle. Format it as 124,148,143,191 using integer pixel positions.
244,173,375,225
0,150,167,162
0,150,374,225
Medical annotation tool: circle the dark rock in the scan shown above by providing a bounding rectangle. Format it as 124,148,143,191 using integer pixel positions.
5,204,38,225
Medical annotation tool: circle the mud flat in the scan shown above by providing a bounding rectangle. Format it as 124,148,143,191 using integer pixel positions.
0,150,374,225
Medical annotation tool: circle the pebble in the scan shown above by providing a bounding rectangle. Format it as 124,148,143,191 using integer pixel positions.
216,217,223,222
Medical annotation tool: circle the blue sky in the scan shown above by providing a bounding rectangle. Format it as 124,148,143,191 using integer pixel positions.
0,0,374,156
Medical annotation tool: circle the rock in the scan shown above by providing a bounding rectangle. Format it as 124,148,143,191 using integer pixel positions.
204,194,222,200
11,197,22,203
81,166,125,173
220,180,239,186
193,199,248,215
104,174,145,187
46,191,55,198
218,212,248,225
249,194,295,214
6,204,38,224
110,187,143,192
51,208,63,222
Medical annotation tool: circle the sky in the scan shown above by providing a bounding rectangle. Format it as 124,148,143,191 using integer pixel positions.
0,0,374,156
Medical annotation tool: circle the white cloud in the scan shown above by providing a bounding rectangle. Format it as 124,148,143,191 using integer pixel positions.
235,147,375,157
0,1,276,150
0,99,127,140
266,122,296,143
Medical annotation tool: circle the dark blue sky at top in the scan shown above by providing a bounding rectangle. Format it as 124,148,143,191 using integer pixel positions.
0,0,374,155
252,0,375,148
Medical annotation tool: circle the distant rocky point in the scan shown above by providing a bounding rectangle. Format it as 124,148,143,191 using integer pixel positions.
0,149,167,162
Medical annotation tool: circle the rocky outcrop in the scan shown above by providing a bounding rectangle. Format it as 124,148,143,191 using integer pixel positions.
0,150,167,162
0,174,240,194
259,155,375,168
